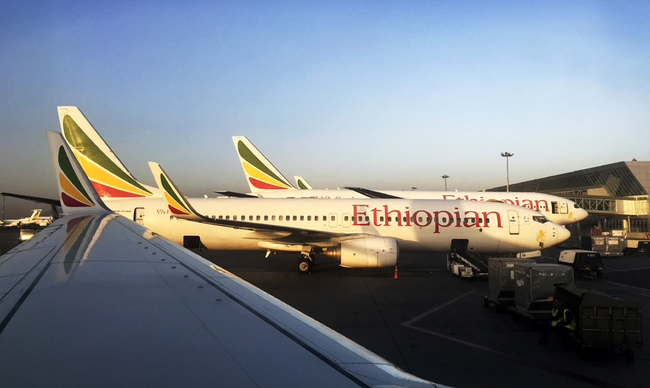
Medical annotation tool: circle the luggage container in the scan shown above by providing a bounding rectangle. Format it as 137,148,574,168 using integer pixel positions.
554,282,643,362
484,257,535,311
512,263,574,320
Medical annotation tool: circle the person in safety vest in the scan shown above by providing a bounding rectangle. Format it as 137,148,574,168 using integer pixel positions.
538,300,576,346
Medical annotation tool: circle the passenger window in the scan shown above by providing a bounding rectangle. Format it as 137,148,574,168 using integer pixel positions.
233,215,237,220
249,216,253,221
300,215,304,221
226,215,230,220
256,215,260,221
218,216,223,219
307,215,311,221
272,215,276,221
293,216,297,221
330,215,335,221
315,216,319,221
380,216,384,222
264,215,268,221
279,215,283,221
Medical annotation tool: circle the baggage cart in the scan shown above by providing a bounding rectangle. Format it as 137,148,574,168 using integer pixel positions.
554,282,643,362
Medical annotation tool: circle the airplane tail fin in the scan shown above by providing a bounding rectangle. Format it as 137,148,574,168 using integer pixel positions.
294,176,313,190
57,106,159,199
29,209,42,221
148,162,203,221
46,131,110,215
231,136,295,192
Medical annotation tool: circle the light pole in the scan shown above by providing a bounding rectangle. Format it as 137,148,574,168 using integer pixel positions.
441,175,449,191
500,152,514,192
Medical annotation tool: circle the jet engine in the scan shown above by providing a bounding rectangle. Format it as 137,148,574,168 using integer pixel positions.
324,237,398,268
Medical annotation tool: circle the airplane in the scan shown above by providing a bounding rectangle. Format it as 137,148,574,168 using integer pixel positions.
231,136,589,225
0,208,52,227
0,131,446,387
58,106,570,273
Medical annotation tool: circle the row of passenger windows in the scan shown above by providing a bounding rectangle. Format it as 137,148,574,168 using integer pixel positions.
210,214,491,224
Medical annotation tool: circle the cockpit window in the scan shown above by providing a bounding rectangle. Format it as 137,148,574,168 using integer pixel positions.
533,215,549,224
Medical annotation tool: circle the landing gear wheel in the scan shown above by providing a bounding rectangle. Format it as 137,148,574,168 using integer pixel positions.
297,257,313,274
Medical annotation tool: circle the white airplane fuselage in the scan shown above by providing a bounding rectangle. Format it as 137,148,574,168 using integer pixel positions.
105,197,569,254
241,189,587,226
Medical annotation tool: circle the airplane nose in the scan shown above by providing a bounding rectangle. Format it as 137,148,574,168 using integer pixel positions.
576,208,589,222
557,226,571,244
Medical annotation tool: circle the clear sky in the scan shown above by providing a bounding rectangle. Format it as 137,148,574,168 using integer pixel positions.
1,1,649,217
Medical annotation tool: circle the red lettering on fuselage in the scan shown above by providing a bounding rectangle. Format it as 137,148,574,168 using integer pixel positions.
352,204,504,234
353,204,370,226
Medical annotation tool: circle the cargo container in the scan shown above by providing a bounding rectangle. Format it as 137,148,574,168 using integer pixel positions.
554,282,643,362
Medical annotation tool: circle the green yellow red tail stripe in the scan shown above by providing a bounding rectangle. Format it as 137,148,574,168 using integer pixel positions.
233,137,294,191
58,107,155,198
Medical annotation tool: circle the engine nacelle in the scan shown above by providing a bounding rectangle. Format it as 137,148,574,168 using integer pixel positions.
325,237,398,268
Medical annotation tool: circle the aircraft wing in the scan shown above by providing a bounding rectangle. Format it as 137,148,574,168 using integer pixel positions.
344,187,404,199
0,131,442,387
150,162,372,245
213,189,259,198
0,192,61,206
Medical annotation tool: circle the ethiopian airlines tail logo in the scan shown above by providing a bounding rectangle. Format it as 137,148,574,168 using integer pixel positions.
536,230,547,243
159,173,191,215
237,140,292,190
58,146,95,207
62,115,153,198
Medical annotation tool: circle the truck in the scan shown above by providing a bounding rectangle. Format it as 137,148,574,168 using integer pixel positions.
558,250,604,278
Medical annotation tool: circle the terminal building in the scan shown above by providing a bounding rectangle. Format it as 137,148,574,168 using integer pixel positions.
489,160,650,236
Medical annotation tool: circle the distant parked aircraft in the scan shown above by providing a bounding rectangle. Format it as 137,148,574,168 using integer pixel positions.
230,136,589,225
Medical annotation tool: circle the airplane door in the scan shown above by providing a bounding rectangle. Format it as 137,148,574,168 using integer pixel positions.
134,207,145,225
560,201,568,214
508,210,519,235
551,202,559,214
328,213,337,228
342,213,351,228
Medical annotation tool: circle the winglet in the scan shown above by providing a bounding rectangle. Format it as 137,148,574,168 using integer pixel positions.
57,106,159,199
294,176,313,190
47,131,110,215
231,136,295,192
148,162,203,221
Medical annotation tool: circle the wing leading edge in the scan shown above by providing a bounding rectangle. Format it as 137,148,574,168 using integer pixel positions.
0,133,445,387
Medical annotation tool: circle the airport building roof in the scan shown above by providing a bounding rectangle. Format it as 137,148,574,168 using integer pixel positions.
489,161,650,198
489,161,650,232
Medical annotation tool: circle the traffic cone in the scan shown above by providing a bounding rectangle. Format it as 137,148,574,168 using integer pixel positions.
394,265,398,279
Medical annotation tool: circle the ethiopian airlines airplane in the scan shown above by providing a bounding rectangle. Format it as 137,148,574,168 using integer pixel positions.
231,136,588,225
58,107,569,273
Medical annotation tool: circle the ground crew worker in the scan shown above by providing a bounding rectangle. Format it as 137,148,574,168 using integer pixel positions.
538,300,576,346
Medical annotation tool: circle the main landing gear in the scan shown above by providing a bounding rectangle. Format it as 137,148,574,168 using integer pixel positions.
298,254,315,274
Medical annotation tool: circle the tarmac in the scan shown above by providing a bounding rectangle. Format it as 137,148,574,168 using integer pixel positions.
1,227,648,388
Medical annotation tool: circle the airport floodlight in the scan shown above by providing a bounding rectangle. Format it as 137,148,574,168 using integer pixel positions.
500,152,514,192
441,175,449,191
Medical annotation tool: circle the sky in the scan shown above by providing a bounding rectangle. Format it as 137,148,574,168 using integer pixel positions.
1,0,649,217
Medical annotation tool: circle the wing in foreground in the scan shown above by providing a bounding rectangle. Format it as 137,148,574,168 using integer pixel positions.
0,214,441,387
